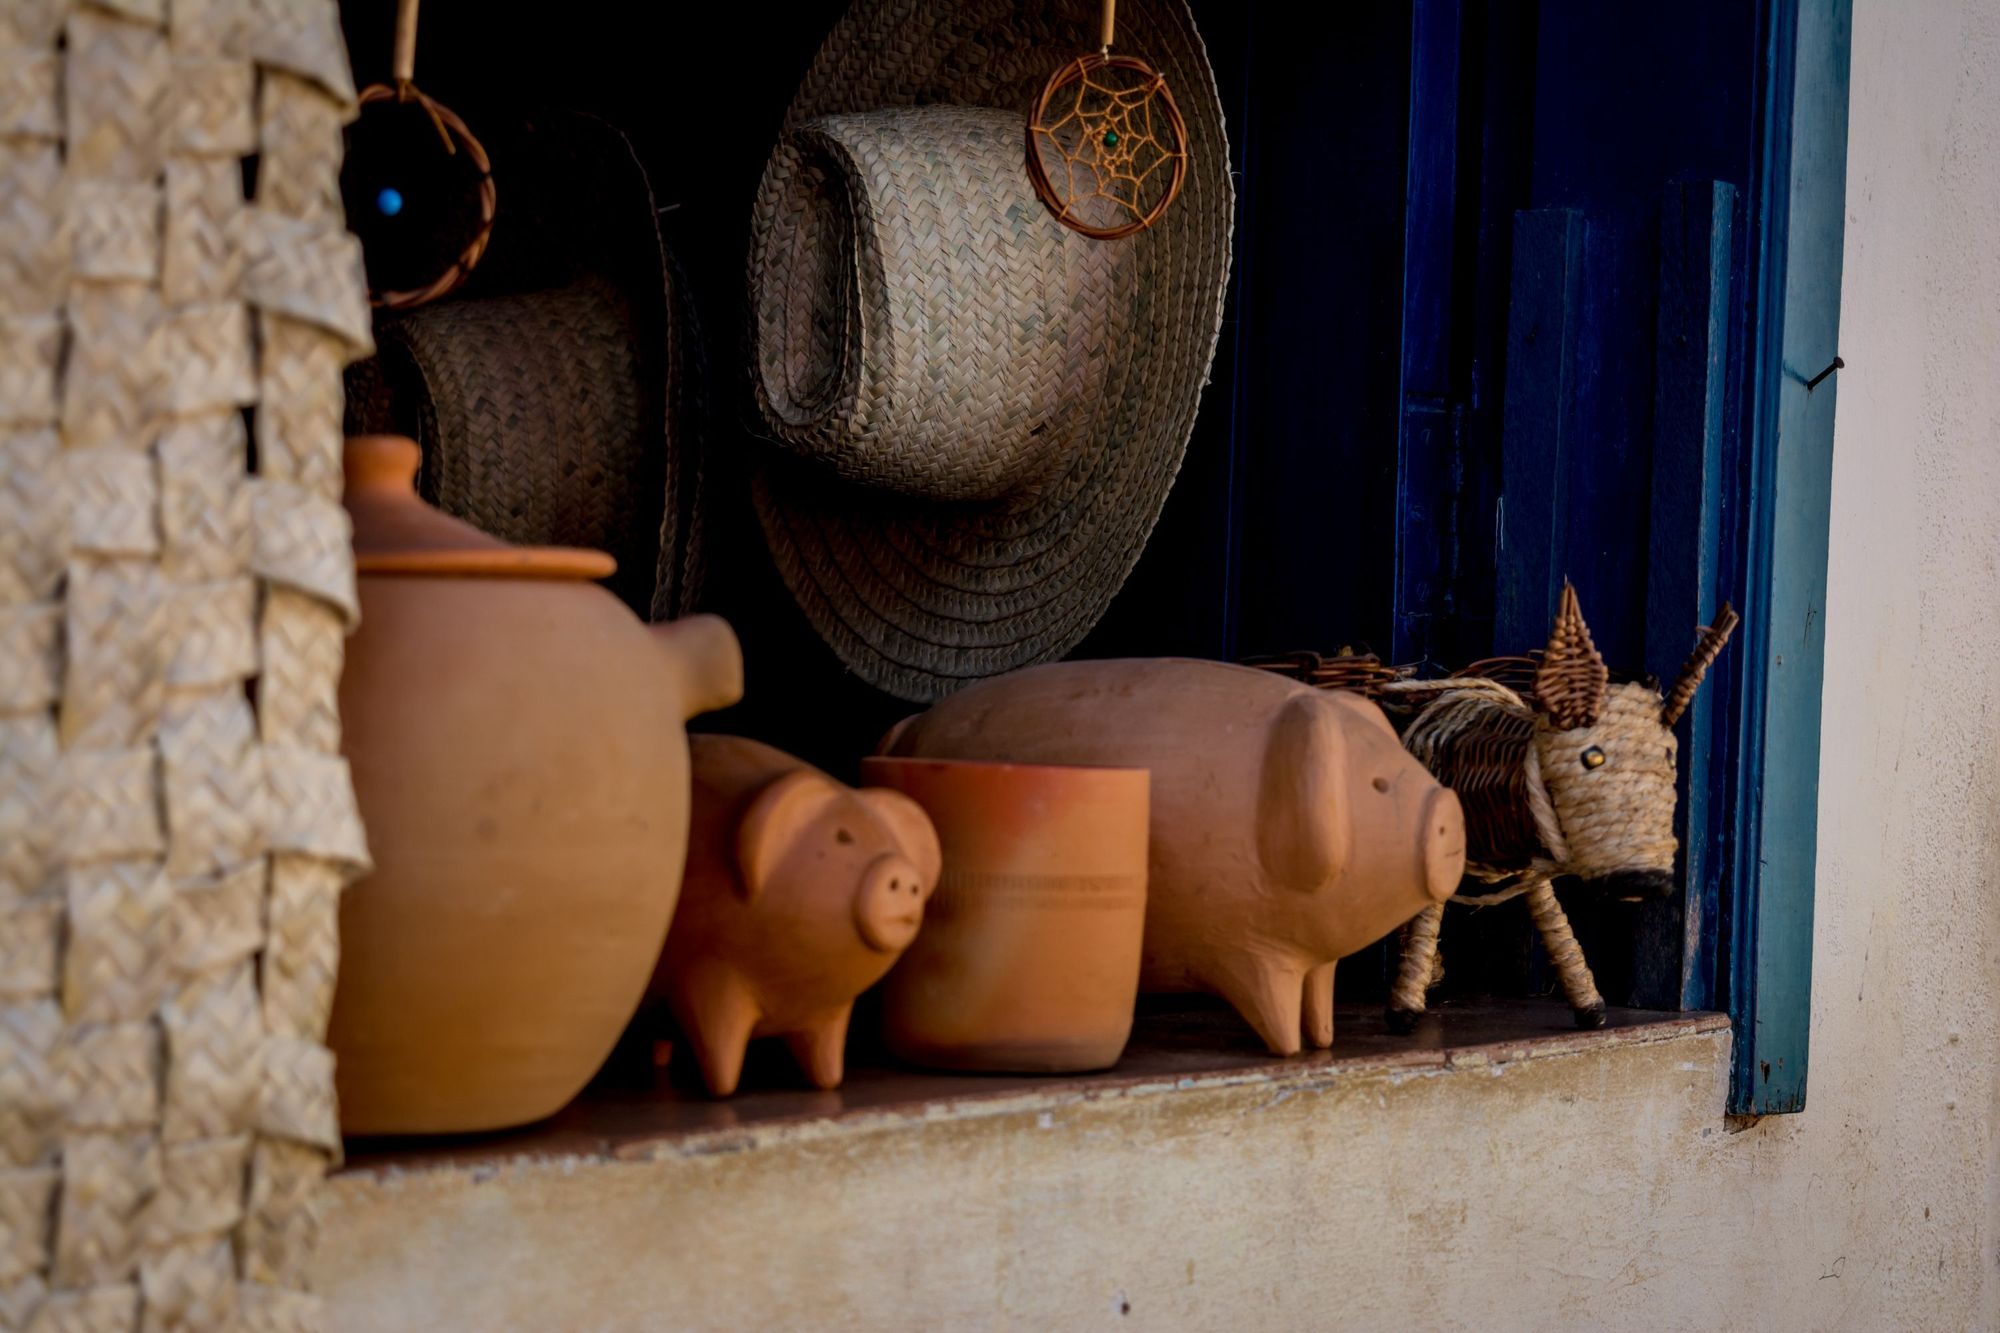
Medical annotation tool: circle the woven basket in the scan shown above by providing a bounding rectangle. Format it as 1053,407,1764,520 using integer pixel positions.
1,4,371,1328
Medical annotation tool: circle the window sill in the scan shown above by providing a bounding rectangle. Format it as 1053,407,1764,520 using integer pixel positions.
321,998,1730,1329
339,997,1727,1176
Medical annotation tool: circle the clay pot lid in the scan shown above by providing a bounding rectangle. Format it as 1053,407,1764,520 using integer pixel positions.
345,435,618,581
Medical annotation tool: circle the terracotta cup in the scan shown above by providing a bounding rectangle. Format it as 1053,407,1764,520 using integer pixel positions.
860,756,1150,1073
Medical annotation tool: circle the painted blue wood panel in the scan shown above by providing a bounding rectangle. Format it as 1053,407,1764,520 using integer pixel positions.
1521,0,1760,678
1391,0,1464,671
1442,4,1537,670
1643,180,1737,1012
1724,0,1851,1115
1486,206,1587,1003
1493,208,1583,657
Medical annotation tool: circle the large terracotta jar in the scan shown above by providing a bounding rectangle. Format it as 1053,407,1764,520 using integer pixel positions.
860,757,1151,1073
330,436,743,1134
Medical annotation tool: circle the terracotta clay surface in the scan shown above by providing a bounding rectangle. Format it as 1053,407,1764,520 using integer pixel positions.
652,736,943,1096
861,757,1150,1073
881,658,1466,1055
331,436,743,1134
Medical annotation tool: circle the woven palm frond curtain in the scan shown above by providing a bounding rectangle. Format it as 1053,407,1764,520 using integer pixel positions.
1,2,371,1328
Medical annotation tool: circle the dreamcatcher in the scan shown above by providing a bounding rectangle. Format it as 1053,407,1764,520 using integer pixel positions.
1027,0,1190,240
343,0,497,308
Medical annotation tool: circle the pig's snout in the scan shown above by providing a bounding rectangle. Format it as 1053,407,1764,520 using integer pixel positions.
1419,787,1466,902
853,852,931,954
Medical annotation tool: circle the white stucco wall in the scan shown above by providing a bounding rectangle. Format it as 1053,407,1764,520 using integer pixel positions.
321,3,2000,1327
1559,0,2000,1320
1766,0,2000,1322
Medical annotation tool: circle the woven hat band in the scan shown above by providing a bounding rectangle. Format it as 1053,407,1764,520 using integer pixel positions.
752,105,1129,503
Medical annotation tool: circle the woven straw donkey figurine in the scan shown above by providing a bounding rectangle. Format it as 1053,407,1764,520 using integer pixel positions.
1380,583,1739,1030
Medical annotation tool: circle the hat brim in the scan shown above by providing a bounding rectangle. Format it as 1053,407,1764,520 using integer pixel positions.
750,0,1233,702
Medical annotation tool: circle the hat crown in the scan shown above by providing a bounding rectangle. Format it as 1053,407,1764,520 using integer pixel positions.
753,106,1130,502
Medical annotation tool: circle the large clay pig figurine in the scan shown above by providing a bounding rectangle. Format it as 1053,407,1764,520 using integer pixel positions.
881,659,1466,1055
652,736,943,1095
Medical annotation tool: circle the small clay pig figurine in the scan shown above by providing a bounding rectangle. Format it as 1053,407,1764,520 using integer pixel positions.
652,736,942,1096
881,659,1466,1056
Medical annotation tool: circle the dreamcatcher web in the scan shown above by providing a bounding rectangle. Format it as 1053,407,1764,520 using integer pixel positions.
1030,55,1187,237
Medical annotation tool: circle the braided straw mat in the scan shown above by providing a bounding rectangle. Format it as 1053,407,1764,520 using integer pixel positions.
1,3,371,1329
748,0,1233,702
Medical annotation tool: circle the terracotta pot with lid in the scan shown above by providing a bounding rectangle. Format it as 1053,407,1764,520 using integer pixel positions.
330,435,743,1134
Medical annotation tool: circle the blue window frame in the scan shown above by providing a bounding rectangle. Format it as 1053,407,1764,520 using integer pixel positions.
1721,0,1850,1115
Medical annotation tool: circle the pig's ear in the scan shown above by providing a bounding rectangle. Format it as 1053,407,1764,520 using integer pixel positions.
737,769,842,903
860,788,943,888
874,713,921,756
1258,693,1353,893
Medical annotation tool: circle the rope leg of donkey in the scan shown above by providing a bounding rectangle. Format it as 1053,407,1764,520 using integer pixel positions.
1386,902,1445,1032
1522,877,1605,1028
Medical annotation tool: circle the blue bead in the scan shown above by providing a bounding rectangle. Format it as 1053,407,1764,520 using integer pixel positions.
376,187,404,218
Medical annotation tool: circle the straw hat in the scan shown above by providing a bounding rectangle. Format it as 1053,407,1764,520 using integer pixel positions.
348,109,710,618
747,0,1233,701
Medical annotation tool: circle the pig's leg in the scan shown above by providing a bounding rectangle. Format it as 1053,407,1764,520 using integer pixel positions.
784,1009,851,1090
1523,879,1605,1029
1211,954,1308,1057
1301,961,1337,1049
681,973,761,1097
1386,902,1444,1033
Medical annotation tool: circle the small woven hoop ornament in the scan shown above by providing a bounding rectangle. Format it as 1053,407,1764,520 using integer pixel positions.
1027,0,1189,239
358,0,496,308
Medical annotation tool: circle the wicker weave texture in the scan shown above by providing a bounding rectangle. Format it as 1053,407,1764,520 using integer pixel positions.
1401,692,1548,874
1,4,369,1329
1534,582,1609,730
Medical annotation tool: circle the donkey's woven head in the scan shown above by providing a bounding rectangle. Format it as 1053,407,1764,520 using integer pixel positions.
1529,583,1738,900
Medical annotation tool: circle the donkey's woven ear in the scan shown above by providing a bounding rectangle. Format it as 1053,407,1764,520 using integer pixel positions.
1535,581,1609,730
1661,602,1741,726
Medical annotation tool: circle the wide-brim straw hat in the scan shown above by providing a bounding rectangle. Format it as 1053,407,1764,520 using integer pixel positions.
748,0,1233,701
